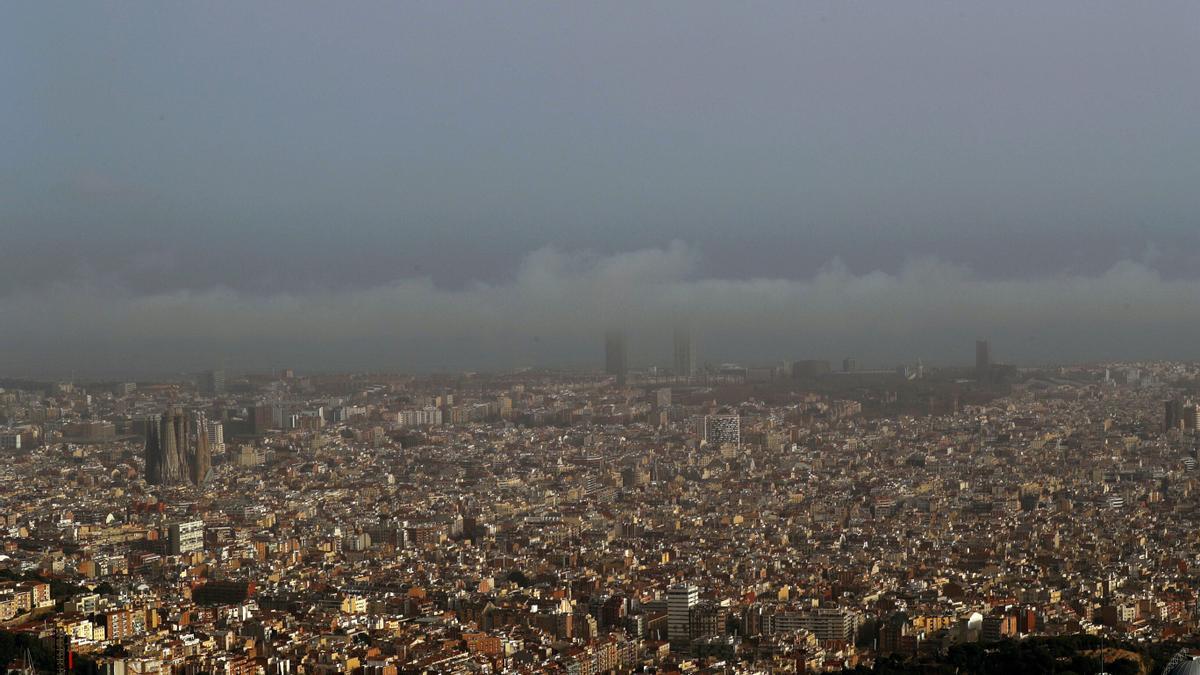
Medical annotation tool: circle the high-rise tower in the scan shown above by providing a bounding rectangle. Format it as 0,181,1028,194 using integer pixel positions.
673,327,695,379
201,369,226,395
1165,398,1185,432
668,584,698,647
605,331,628,386
975,339,991,375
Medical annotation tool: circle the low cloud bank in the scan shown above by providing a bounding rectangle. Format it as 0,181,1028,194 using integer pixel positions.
3,242,1198,376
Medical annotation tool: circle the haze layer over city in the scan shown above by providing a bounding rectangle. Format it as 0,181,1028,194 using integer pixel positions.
5,3,1200,377
4,3,1200,675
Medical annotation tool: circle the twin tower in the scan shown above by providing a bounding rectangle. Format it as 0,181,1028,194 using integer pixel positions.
144,408,212,486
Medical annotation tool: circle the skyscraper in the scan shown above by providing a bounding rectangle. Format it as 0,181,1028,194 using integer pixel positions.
605,331,628,386
1165,398,1185,432
201,369,225,395
673,327,695,378
975,339,991,375
145,408,212,486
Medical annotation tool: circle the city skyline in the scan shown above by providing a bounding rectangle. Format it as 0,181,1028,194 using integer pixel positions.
6,3,1200,673
2,357,1197,673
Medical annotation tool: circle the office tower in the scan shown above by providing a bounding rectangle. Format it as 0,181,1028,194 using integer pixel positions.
668,584,698,646
673,327,695,378
703,414,740,448
605,331,628,386
1165,398,1185,432
975,340,990,374
842,358,857,372
144,408,211,486
202,369,226,395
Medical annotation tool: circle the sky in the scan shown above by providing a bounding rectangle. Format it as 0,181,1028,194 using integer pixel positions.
3,2,1200,377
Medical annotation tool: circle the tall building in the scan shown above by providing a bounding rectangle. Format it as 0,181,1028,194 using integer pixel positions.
605,331,628,386
252,403,277,434
201,369,226,395
667,584,698,647
1165,398,1185,432
1186,405,1200,431
975,340,991,374
703,414,740,448
673,327,695,378
144,408,212,486
206,420,224,454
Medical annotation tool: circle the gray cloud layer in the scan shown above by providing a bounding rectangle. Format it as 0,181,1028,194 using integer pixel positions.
2,243,1197,377
4,2,1200,296
4,3,1200,376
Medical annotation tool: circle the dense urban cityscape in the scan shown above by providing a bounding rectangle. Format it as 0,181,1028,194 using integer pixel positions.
3,335,1200,673
10,3,1200,673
